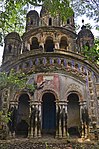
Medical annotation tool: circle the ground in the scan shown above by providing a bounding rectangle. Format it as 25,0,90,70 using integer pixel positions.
0,137,99,149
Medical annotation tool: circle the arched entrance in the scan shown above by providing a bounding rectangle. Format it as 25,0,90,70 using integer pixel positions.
67,93,81,137
42,93,56,136
30,37,39,50
16,93,30,137
59,36,68,50
44,37,54,52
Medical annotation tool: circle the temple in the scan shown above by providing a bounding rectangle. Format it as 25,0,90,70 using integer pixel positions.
0,7,99,139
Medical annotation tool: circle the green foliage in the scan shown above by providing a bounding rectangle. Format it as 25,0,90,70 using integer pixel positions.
82,39,99,63
0,0,98,46
45,142,49,149
0,111,11,124
0,0,73,45
0,69,35,92
43,0,73,20
72,0,99,23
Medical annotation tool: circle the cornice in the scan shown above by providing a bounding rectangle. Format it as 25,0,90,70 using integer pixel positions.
1,50,99,76
22,26,77,41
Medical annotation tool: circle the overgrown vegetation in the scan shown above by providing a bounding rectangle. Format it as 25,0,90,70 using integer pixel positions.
0,69,35,91
0,111,10,125
0,0,99,45
0,0,98,62
82,38,99,63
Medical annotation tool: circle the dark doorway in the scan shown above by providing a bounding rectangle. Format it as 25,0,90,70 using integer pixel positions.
30,37,39,50
49,18,52,26
16,120,29,137
16,94,30,137
42,93,56,136
44,37,54,52
59,36,68,49
67,93,81,137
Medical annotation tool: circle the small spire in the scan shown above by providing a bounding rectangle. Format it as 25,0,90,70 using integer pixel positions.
82,19,84,25
81,19,86,29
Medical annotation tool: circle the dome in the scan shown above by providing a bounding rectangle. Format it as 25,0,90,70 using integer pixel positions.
77,25,94,40
26,10,39,18
26,10,39,31
5,32,21,41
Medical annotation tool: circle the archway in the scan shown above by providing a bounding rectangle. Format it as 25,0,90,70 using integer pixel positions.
42,93,56,136
16,94,30,137
67,93,81,137
30,37,39,50
44,37,54,52
59,36,68,49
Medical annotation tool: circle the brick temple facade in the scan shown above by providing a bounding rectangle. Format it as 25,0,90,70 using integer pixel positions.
0,7,99,139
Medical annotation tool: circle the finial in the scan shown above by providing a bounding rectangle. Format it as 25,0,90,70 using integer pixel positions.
82,19,84,25
81,19,86,29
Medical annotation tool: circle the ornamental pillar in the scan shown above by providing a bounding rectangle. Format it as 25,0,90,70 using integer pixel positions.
58,104,62,138
34,105,38,138
79,102,84,138
37,103,41,137
62,103,67,138
55,103,59,138
28,103,32,138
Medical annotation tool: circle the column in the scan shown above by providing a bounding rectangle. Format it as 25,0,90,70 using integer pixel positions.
79,102,84,138
62,103,67,138
28,103,33,138
55,103,59,138
59,104,62,138
34,105,38,138
84,102,89,139
37,103,41,137
55,42,59,49
30,105,36,138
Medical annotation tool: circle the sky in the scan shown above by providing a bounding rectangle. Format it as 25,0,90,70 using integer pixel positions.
0,13,98,66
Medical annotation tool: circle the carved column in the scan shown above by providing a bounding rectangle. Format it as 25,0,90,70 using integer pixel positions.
58,104,62,138
55,102,59,138
37,103,41,137
79,102,84,138
55,42,59,49
62,103,67,138
29,103,33,138
81,101,89,139
84,102,89,139
34,105,38,138
30,104,36,138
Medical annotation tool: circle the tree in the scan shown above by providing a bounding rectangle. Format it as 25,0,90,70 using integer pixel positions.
0,0,98,61
71,0,99,23
0,69,36,95
0,0,99,45
0,69,36,138
82,38,99,63
0,0,73,45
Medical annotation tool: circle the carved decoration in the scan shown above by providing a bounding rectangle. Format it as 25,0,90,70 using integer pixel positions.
65,83,83,101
